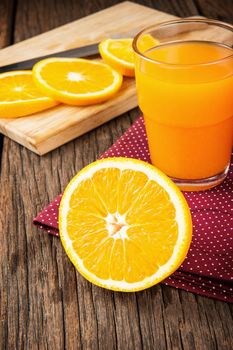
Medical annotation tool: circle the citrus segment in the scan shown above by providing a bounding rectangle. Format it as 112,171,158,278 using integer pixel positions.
99,38,135,76
32,58,123,105
59,157,192,291
92,167,121,213
136,34,160,53
0,71,58,118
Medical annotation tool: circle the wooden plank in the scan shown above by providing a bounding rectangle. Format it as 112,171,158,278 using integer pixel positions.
195,0,233,23
0,0,16,346
0,1,177,155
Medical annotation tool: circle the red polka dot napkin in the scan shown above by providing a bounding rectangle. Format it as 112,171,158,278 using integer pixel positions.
33,117,233,302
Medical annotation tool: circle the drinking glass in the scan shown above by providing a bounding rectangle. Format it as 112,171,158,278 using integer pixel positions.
133,19,233,191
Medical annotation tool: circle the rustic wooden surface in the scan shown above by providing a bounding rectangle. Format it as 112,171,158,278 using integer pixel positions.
0,0,232,349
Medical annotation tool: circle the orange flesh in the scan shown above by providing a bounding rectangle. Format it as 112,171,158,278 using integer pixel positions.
135,41,233,180
0,72,58,118
108,40,134,63
39,61,116,93
0,73,47,100
66,168,178,283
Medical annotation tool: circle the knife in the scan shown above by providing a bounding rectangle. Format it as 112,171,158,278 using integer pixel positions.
0,42,100,73
0,30,140,73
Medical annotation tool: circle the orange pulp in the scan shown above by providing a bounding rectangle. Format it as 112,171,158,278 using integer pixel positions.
135,41,233,181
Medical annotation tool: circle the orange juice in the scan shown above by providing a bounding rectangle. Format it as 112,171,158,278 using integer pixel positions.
135,41,233,184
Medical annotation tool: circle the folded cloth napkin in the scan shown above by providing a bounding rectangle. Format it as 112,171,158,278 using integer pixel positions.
33,116,233,302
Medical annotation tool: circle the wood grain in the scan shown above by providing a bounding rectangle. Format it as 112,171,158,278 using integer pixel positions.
195,0,233,23
0,1,233,350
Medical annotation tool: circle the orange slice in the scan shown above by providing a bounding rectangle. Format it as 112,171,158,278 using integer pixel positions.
59,157,192,292
136,34,160,53
0,71,58,118
32,58,123,105
99,38,135,77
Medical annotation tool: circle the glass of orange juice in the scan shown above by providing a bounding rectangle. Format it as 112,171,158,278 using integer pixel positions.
133,19,233,191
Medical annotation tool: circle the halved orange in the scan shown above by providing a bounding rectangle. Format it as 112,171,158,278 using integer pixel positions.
32,58,123,105
0,71,58,118
99,38,135,77
59,157,192,292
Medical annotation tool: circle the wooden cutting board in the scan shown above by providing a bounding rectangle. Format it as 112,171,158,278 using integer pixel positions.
0,1,177,155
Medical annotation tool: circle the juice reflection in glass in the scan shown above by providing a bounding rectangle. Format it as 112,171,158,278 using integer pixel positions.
133,20,233,191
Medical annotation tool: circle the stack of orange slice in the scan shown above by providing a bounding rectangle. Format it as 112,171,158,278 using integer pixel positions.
0,36,159,117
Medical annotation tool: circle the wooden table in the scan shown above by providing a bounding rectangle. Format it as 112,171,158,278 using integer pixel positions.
0,1,232,349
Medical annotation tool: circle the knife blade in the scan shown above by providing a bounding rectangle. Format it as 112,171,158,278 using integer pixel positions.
0,43,100,73
0,29,141,73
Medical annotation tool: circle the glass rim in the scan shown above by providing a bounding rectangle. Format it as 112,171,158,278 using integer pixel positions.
132,18,233,68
